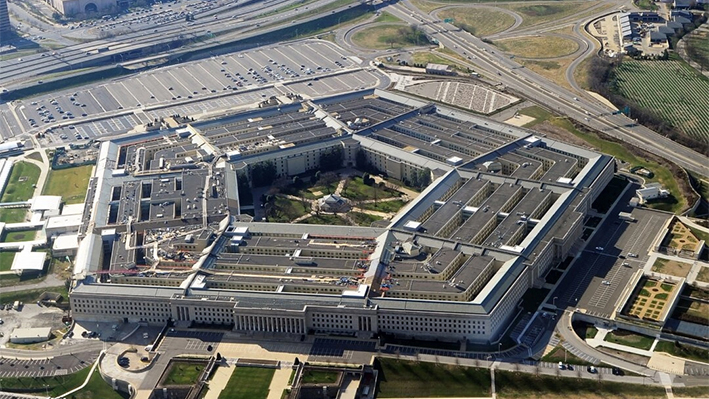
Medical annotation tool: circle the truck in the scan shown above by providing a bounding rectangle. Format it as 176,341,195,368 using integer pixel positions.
12,301,22,310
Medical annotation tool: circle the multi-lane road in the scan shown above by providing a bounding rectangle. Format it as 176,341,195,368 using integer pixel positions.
381,1,709,177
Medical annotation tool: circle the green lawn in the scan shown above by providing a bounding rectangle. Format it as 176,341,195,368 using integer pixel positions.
352,25,428,50
374,11,401,23
266,196,310,222
438,7,515,37
634,0,658,10
541,346,592,366
673,386,709,398
2,229,38,243
654,341,709,364
218,367,275,399
72,367,129,399
358,200,407,213
43,164,94,204
350,211,383,226
519,106,687,214
376,358,491,398
603,330,655,351
1,161,41,202
342,176,401,202
0,208,28,223
298,214,348,225
0,252,16,271
495,370,666,398
164,361,205,385
502,2,600,29
0,364,91,396
0,285,69,306
301,369,340,384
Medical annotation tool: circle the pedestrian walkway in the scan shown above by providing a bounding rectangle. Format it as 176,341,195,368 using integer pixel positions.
266,367,293,399
204,362,235,399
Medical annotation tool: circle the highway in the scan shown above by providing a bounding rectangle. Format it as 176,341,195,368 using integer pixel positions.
384,1,709,177
0,0,345,89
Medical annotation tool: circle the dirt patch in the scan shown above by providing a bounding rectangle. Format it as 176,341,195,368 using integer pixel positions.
596,347,650,366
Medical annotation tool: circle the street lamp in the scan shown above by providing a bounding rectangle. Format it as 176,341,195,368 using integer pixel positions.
553,296,558,307
487,355,493,368
498,342,502,358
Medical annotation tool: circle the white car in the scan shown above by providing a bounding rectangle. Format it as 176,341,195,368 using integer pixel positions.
595,246,604,251
602,280,610,285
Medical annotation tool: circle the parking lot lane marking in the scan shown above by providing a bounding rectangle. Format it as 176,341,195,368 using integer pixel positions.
196,64,224,90
167,69,194,94
88,91,107,113
120,82,142,107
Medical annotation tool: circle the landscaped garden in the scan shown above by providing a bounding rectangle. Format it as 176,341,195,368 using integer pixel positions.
218,367,275,399
625,278,676,321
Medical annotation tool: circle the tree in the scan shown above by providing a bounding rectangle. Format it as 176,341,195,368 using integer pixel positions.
319,147,343,172
318,172,338,194
250,161,277,187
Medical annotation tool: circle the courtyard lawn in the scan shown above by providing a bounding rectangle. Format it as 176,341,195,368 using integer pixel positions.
301,369,340,384
0,208,28,223
266,196,310,223
603,330,655,351
42,164,94,204
219,367,275,399
298,214,348,225
0,252,16,271
164,361,204,386
350,211,383,226
342,176,401,202
2,229,38,243
1,161,41,202
358,200,407,213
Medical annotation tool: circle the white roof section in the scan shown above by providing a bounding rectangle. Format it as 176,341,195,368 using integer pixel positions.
53,234,80,251
74,233,102,278
11,250,47,271
31,196,61,211
10,327,52,340
46,214,82,230
0,141,21,152
61,203,85,216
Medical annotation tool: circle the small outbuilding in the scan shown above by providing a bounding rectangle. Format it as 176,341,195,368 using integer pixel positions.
11,249,47,275
426,63,455,76
10,327,52,344
318,194,351,213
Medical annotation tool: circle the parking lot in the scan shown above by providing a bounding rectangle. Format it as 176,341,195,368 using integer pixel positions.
0,352,97,378
549,184,672,318
4,40,384,144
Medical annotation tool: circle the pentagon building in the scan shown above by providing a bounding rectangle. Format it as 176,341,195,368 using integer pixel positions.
70,90,614,344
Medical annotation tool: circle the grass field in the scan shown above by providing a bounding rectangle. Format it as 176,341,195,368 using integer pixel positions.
298,214,348,225
0,285,68,304
352,24,426,50
164,361,204,385
495,370,666,398
301,369,340,384
410,51,463,70
42,164,94,204
438,8,515,37
342,176,401,201
495,36,579,59
1,161,41,202
376,358,667,398
651,257,692,278
350,211,383,226
603,330,654,351
634,0,658,10
686,30,709,71
219,367,275,399
502,2,600,29
0,208,28,223
697,266,709,283
0,365,89,396
358,200,408,213
519,106,687,214
266,196,310,222
654,340,709,364
2,229,38,243
374,11,401,23
673,386,709,398
613,59,709,142
0,252,16,271
376,358,491,397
